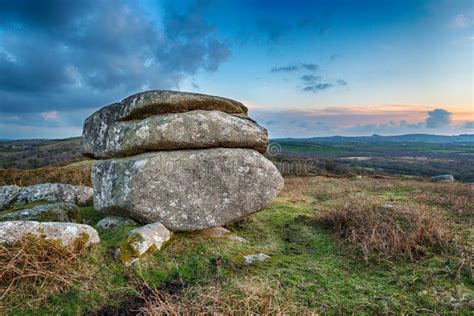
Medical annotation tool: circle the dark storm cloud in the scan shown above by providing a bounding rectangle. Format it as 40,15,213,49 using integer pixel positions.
0,0,230,115
271,63,319,73
425,108,452,128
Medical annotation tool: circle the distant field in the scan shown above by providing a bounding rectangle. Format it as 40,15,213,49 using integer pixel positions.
272,135,474,182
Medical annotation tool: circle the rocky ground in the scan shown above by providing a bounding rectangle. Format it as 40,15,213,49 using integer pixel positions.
1,175,472,314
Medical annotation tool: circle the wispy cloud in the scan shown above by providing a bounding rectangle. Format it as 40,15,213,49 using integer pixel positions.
302,83,333,92
452,13,472,29
271,63,319,73
41,111,59,121
300,75,321,84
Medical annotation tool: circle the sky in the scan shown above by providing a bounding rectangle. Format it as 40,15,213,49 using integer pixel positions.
0,0,472,139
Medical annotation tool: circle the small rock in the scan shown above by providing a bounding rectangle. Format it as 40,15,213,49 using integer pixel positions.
96,216,136,230
430,175,454,182
227,235,248,243
198,227,247,243
0,185,20,210
199,227,231,238
0,203,82,222
383,204,394,209
118,222,171,265
0,221,100,247
244,253,270,264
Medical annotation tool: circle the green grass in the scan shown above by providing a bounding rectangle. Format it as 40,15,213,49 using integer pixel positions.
2,177,473,314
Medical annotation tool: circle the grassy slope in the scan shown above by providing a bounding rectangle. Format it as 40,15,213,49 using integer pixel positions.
2,177,473,314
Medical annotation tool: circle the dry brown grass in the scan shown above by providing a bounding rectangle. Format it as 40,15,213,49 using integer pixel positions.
0,236,96,309
0,164,92,186
138,279,304,315
277,176,313,202
316,195,456,262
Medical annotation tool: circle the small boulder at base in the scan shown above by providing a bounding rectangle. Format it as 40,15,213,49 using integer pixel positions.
118,222,171,265
431,175,454,182
0,185,20,210
92,148,284,231
15,183,93,207
0,203,82,222
0,221,100,247
96,216,137,230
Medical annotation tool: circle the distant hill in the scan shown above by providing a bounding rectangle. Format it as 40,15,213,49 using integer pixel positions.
0,137,83,169
274,134,474,144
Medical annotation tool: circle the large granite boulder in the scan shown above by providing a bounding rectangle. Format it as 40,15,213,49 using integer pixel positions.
0,202,82,222
0,221,100,247
82,90,249,157
15,183,93,207
0,185,20,210
92,148,284,231
83,110,268,159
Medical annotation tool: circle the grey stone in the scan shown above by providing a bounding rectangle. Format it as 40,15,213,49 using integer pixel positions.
431,175,454,182
198,227,247,242
15,183,93,206
92,148,284,231
0,185,20,210
96,216,136,230
82,110,268,159
82,90,248,156
0,221,100,247
0,203,82,222
244,253,270,264
118,222,171,264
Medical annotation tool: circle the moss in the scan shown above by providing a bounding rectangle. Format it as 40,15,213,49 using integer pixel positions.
118,232,146,264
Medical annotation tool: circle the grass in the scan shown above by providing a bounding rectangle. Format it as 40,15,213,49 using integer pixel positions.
0,164,92,187
1,176,473,314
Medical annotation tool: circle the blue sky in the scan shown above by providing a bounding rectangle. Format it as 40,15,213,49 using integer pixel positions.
0,0,472,139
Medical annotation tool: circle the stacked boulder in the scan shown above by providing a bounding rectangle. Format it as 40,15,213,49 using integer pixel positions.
82,90,284,233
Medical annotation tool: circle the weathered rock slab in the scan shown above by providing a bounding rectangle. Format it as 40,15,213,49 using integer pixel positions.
82,90,249,157
15,183,93,206
0,185,20,210
0,221,100,247
0,203,82,222
83,110,268,159
118,222,171,264
92,148,284,231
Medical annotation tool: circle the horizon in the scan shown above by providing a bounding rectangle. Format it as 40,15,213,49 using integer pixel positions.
1,132,474,142
0,0,473,139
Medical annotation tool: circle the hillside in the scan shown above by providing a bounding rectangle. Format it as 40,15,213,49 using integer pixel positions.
1,175,472,314
0,137,83,169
